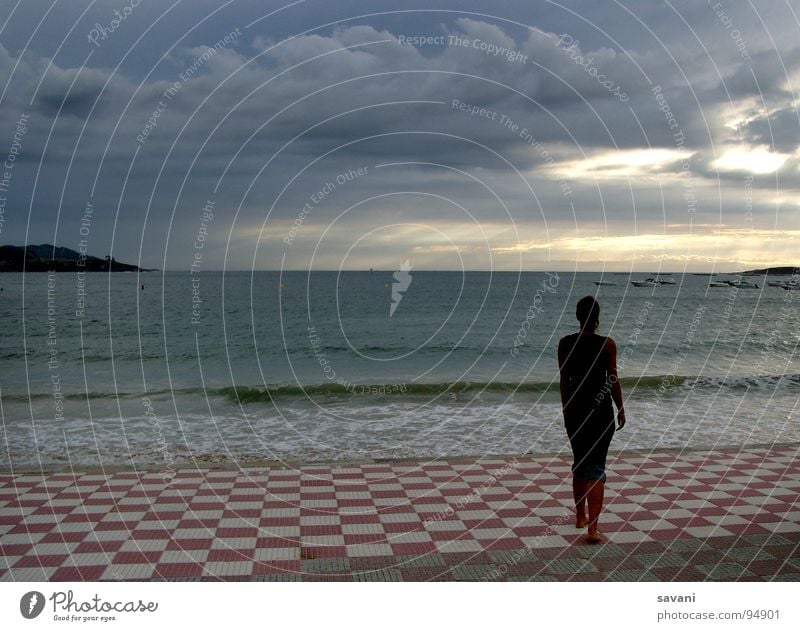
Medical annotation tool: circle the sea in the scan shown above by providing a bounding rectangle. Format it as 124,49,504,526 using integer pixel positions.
1,270,798,470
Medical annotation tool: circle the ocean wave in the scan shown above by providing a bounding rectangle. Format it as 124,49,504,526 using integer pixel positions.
681,374,800,390
218,374,800,401
5,373,799,402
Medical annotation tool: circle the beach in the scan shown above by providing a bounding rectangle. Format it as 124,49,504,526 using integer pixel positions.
2,271,799,470
3,2,800,624
2,271,799,581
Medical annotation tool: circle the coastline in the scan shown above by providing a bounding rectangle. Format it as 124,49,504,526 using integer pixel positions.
2,440,797,474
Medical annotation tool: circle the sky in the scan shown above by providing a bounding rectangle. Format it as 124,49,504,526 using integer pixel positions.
0,0,799,272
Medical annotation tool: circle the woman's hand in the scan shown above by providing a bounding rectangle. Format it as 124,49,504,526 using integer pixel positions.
617,410,626,429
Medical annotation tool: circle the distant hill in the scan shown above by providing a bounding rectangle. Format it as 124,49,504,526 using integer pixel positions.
740,266,799,276
0,244,155,272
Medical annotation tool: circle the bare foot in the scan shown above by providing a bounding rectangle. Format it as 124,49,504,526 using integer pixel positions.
575,516,588,528
585,530,603,544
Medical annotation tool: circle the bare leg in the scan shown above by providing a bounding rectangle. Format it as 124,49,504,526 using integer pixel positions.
585,478,605,544
572,474,588,528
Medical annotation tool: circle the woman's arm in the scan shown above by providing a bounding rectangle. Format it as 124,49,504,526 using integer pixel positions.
557,337,568,411
606,338,626,428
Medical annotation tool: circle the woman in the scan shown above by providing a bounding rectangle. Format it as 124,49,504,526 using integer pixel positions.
558,296,626,544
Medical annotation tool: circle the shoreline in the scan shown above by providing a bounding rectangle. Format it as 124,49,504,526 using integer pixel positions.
2,440,797,475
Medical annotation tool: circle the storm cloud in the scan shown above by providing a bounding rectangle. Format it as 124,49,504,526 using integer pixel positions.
1,0,798,271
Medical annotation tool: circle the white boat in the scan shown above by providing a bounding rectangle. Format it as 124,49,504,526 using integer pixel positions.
729,280,759,289
708,281,730,288
630,276,676,287
594,280,617,286
654,275,676,285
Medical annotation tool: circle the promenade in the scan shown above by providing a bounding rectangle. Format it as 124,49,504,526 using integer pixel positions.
1,444,798,581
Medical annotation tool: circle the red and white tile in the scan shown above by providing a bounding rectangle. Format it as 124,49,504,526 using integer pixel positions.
1,445,798,580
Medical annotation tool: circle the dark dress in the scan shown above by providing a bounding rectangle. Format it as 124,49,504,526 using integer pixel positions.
559,332,616,481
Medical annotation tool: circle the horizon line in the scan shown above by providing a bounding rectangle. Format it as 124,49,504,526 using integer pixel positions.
148,267,796,274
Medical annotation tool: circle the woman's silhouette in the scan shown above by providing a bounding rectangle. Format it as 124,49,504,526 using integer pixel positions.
558,296,626,544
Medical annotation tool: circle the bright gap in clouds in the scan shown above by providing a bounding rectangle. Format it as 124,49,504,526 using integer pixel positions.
547,148,687,179
712,147,790,174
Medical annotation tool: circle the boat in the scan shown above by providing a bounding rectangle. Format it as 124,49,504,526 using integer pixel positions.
782,283,800,290
594,280,617,286
631,278,659,287
653,275,676,285
768,280,786,287
630,276,677,287
728,280,759,289
708,281,730,288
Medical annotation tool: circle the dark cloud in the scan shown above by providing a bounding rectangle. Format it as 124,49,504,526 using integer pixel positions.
33,67,111,119
0,1,798,271
740,105,800,152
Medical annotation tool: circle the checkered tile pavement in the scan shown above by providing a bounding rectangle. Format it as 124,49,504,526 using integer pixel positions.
1,445,798,581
